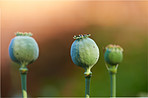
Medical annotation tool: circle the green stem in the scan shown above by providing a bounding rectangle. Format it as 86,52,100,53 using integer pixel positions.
106,64,118,98
19,66,28,98
20,73,27,98
84,69,92,98
110,73,116,98
85,76,91,98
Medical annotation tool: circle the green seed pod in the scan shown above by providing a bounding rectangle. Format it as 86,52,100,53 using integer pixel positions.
70,34,99,71
9,32,39,66
104,44,123,66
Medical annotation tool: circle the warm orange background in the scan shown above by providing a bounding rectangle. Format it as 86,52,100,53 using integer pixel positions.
1,1,148,97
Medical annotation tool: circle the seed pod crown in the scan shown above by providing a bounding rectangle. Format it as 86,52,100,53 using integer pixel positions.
105,44,123,52
16,32,33,37
73,34,91,39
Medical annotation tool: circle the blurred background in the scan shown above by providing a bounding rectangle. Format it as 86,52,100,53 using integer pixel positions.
0,0,148,97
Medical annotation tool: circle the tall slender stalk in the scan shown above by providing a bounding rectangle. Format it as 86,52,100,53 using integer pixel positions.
20,73,27,98
85,75,91,98
19,66,28,98
9,32,39,98
84,69,92,98
110,73,116,98
104,44,123,98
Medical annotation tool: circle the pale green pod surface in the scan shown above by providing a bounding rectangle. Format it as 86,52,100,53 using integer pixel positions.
9,32,39,66
70,34,99,70
104,44,123,66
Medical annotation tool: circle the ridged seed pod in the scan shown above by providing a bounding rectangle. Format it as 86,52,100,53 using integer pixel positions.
9,32,39,66
70,34,99,71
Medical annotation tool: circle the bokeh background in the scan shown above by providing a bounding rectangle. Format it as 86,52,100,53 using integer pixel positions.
1,0,148,97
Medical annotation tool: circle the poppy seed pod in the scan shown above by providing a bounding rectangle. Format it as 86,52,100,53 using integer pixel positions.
104,44,123,66
70,34,99,70
9,32,39,66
